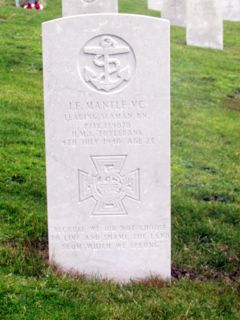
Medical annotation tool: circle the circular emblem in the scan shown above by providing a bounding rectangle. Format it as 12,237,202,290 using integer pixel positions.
78,34,136,94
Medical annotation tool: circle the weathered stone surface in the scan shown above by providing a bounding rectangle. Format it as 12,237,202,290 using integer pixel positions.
186,0,223,49
62,0,118,17
148,0,163,11
161,0,186,26
224,0,240,21
42,14,171,282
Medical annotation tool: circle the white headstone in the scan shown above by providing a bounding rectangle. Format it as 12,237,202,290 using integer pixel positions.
148,0,163,11
15,0,20,7
186,0,223,50
42,14,171,282
161,0,186,26
224,0,240,21
62,0,118,17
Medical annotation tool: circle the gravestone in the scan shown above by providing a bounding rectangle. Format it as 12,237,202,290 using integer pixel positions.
223,0,240,21
161,0,186,26
15,0,20,7
186,0,223,49
62,0,118,17
148,0,163,11
42,14,171,282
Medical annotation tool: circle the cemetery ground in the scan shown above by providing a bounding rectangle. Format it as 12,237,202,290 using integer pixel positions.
0,0,239,319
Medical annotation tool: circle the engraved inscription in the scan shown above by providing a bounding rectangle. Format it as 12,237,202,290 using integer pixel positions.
79,35,136,93
78,155,140,215
61,98,156,147
50,224,170,250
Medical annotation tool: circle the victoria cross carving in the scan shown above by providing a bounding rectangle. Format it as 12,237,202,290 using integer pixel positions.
78,155,140,215
79,35,135,93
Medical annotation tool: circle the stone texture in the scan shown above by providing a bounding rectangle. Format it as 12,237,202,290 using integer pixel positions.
161,0,186,26
62,0,118,17
42,14,170,282
186,0,223,50
224,0,240,21
148,0,163,11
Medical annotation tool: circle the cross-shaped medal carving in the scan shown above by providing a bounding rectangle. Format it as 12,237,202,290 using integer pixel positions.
78,155,140,215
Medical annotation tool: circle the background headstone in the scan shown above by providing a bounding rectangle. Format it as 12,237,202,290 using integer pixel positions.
223,0,240,21
43,14,171,282
148,0,163,11
186,0,223,49
62,0,118,17
161,0,186,26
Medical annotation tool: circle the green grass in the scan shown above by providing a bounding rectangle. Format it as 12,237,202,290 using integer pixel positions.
0,0,240,319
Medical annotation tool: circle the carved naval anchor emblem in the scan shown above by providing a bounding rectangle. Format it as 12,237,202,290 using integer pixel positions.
81,35,134,92
78,155,140,215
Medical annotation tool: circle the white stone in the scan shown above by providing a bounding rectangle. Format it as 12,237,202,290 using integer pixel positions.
62,0,118,17
224,0,240,21
161,0,186,26
186,0,223,50
148,0,163,11
42,14,171,282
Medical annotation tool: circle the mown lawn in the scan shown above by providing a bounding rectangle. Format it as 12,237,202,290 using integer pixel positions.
0,0,240,319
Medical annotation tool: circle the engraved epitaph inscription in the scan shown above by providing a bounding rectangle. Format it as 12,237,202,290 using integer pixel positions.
79,35,135,93
78,155,140,215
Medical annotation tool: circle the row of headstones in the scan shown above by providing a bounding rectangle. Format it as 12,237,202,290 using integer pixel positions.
148,0,240,22
62,0,240,23
148,0,240,50
61,0,240,50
